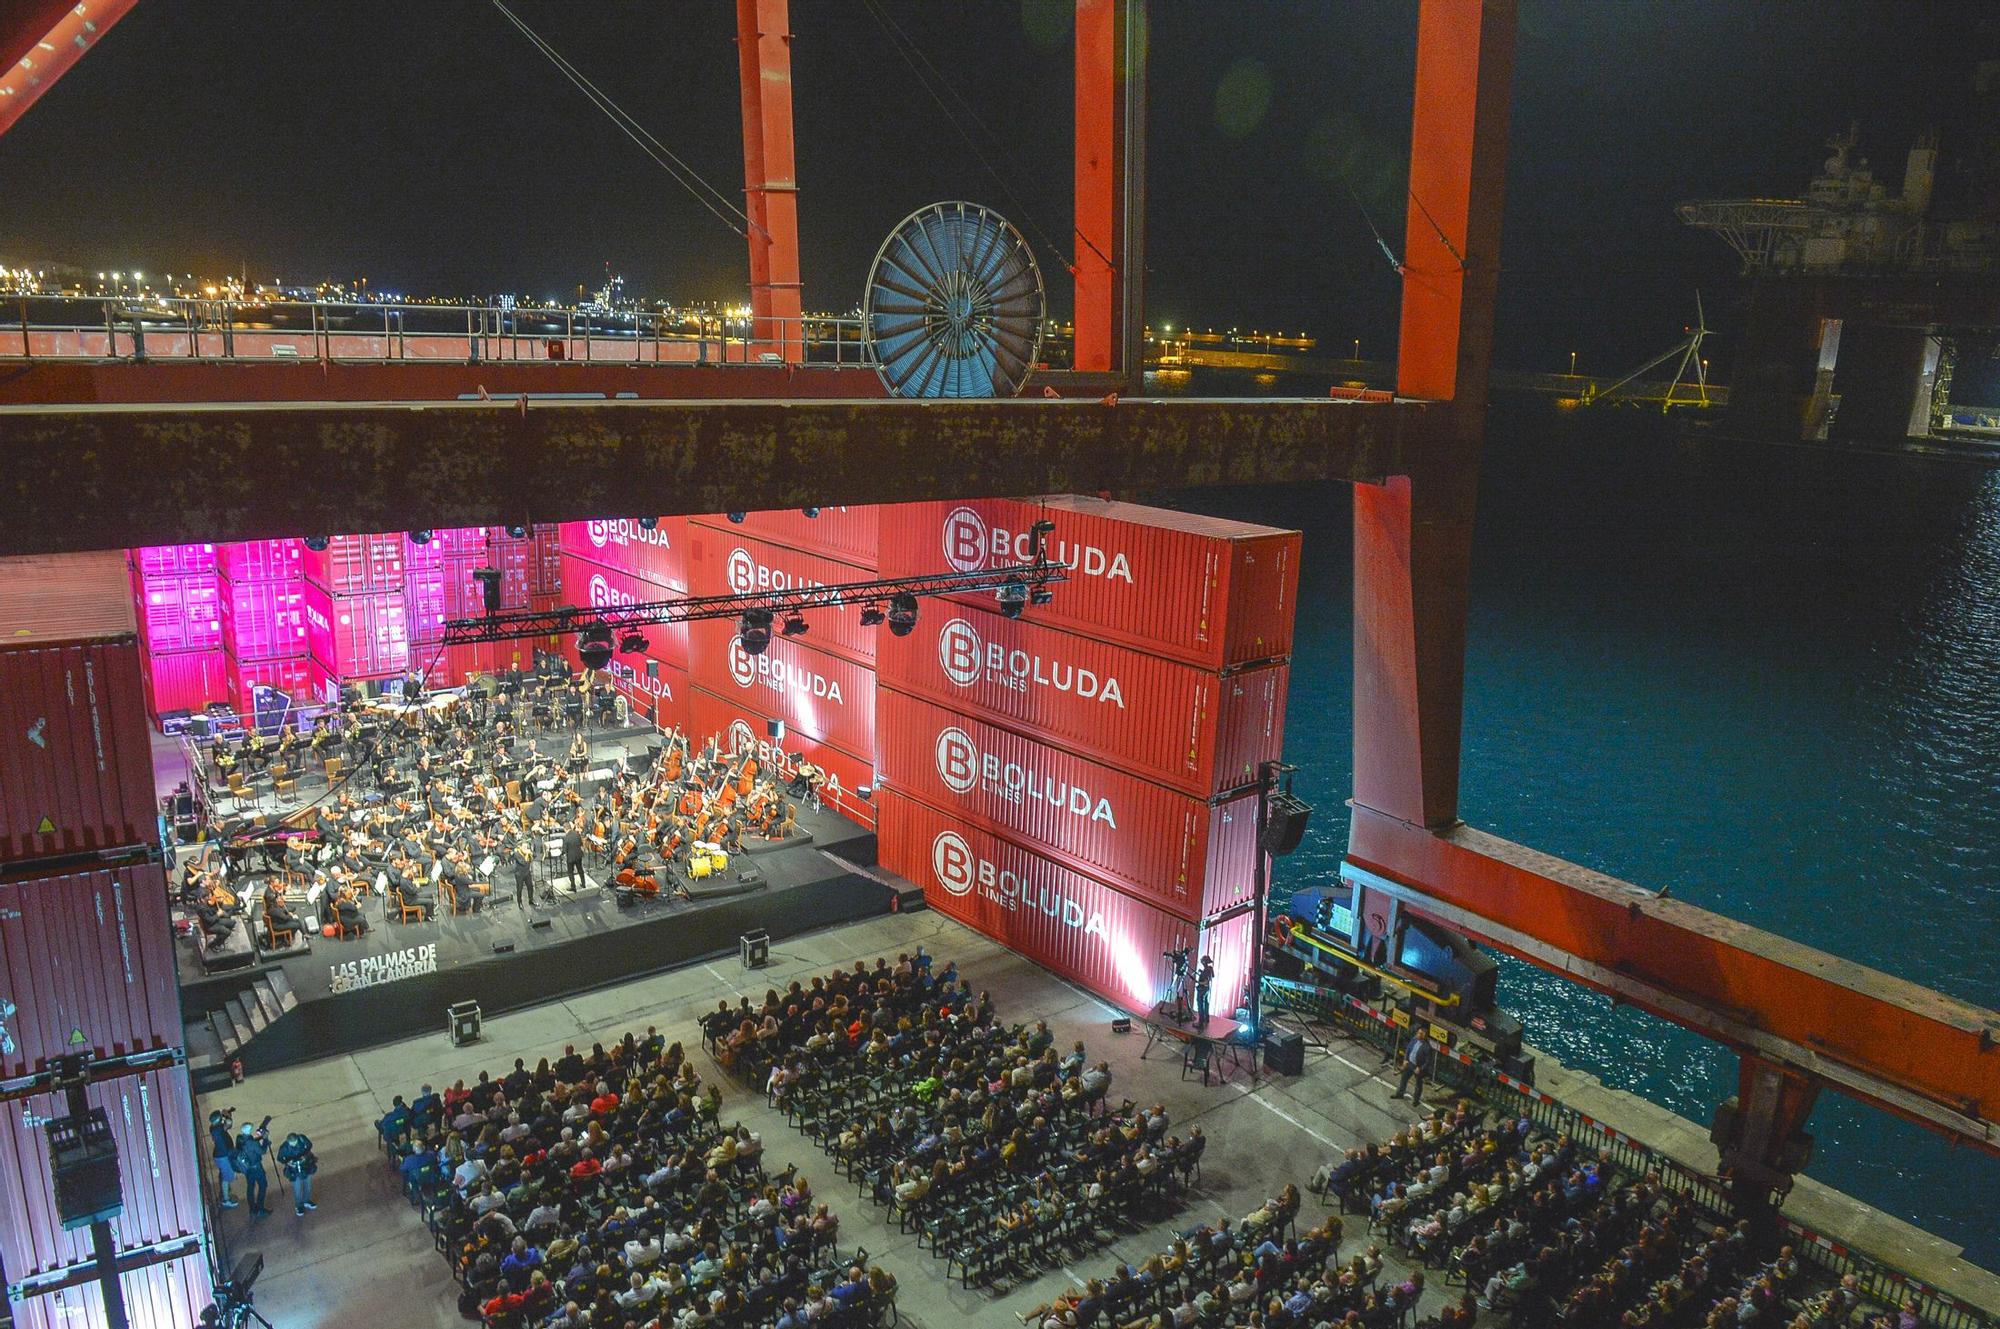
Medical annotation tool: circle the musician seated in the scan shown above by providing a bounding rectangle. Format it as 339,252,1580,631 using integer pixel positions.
443,852,481,913
767,804,799,840
326,884,369,936
262,883,305,945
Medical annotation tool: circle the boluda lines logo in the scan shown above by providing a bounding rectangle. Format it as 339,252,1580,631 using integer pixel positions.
586,519,673,551
588,574,637,610
933,725,1116,826
726,546,831,596
937,617,1125,707
931,830,1107,937
940,506,1134,584
726,637,843,703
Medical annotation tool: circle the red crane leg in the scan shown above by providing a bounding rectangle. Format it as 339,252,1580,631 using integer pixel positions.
1073,0,1132,376
736,0,802,361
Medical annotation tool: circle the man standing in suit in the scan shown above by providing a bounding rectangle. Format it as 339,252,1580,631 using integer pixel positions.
561,822,585,893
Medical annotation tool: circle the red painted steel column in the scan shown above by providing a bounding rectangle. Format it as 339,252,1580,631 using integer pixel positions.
1351,0,1514,829
735,0,803,361
1073,0,1117,374
0,0,139,142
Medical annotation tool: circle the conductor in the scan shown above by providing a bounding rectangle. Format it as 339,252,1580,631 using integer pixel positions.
561,824,585,893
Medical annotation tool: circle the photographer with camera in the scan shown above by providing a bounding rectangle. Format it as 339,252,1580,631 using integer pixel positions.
208,1109,241,1208
277,1129,319,1216
234,1116,275,1217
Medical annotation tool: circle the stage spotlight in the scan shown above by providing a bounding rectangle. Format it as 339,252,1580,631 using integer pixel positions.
576,623,615,671
856,784,874,802
505,524,528,539
738,608,774,656
726,512,747,524
1028,518,1056,561
858,604,886,628
410,529,434,546
996,580,1028,619
1031,587,1054,606
781,612,809,637
801,507,821,519
617,629,649,654
887,592,919,638
638,516,658,530
304,536,330,552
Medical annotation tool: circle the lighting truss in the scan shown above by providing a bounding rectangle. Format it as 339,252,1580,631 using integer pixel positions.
440,560,1071,646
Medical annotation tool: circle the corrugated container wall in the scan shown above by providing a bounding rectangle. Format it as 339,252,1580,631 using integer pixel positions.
222,654,316,715
689,506,878,569
130,568,221,655
686,618,875,762
530,523,564,596
688,687,877,828
558,517,689,591
217,576,307,662
130,543,214,579
558,554,690,668
879,496,1300,670
303,582,409,679
137,648,226,722
0,638,156,862
875,689,1262,921
877,792,1254,1018
406,555,490,644
301,532,404,594
684,528,876,668
214,538,302,583
875,607,1287,799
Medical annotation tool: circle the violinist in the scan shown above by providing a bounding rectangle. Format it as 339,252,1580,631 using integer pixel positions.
263,880,305,942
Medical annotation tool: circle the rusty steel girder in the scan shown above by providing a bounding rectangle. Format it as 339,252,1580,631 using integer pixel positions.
0,395,1428,554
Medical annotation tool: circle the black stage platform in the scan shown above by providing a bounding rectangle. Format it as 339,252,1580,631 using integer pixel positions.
170,720,894,1074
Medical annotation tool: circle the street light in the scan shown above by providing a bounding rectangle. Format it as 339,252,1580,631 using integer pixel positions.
1352,338,1361,361
1569,350,1578,376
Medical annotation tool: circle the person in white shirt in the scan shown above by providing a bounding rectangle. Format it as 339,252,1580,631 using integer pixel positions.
523,1201,561,1234
624,1234,662,1269
452,1156,489,1192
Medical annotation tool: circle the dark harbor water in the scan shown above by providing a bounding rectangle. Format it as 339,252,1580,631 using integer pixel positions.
1166,402,2000,1267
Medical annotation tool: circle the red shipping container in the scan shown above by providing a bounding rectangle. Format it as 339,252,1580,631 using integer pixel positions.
222,652,315,715
879,495,1301,670
130,543,214,578
877,791,1254,1017
689,686,877,828
217,575,308,662
558,554,689,668
138,647,226,722
0,862,183,1077
301,532,405,593
214,537,302,583
875,689,1262,921
691,506,878,568
684,528,876,668
9,1251,211,1329
403,526,490,565
531,523,564,595
607,655,690,729
876,607,1287,798
493,536,532,610
303,582,409,678
686,617,875,761
0,1065,205,1283
132,569,221,655
558,516,689,590
0,639,156,862
406,554,490,642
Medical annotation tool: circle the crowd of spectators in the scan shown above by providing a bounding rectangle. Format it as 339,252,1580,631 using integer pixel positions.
377,1028,896,1328
707,950,1204,1286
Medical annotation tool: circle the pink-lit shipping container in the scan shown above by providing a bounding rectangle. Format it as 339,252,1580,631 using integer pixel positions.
558,516,689,591
216,575,308,662
406,555,490,643
221,652,315,715
301,532,405,594
684,528,875,668
688,686,877,828
686,617,875,762
879,495,1301,670
214,537,302,584
875,689,1262,922
0,1066,208,1322
877,791,1255,1018
557,554,689,668
130,543,215,578
0,862,184,1077
303,582,409,679
7,1251,212,1329
875,606,1287,799
690,506,878,569
0,637,157,863
491,535,532,610
137,648,226,723
403,526,491,565
531,523,563,595
131,569,221,655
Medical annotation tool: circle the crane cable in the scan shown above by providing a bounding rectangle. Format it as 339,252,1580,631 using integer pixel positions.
489,0,764,240
857,0,1114,278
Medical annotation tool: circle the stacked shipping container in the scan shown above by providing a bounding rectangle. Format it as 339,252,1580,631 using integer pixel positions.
874,496,1299,1020
0,553,211,1329
215,537,310,716
554,523,690,729
128,543,224,722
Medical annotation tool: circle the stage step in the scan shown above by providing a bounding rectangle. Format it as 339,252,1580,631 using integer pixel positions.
209,1007,244,1059
229,994,268,1038
263,968,298,1013
245,975,287,1026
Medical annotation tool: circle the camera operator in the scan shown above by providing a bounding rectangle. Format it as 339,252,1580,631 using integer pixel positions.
277,1129,319,1216
234,1116,275,1217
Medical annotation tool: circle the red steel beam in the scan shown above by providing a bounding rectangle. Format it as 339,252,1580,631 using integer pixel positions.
1072,0,1144,377
736,0,803,362
0,0,138,140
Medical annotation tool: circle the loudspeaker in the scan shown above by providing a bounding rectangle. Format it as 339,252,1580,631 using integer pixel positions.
736,866,765,887
492,941,516,955
765,719,785,740
1110,1016,1133,1034
448,1000,482,1046
1499,1051,1536,1085
1262,1028,1306,1076
740,929,771,968
529,918,553,931
48,1110,123,1230
1260,792,1313,856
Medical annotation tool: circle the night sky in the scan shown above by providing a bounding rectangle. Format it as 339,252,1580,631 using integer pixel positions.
1,0,1992,372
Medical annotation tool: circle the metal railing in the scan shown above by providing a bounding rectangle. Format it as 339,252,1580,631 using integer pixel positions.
0,294,875,370
1264,978,1998,1329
